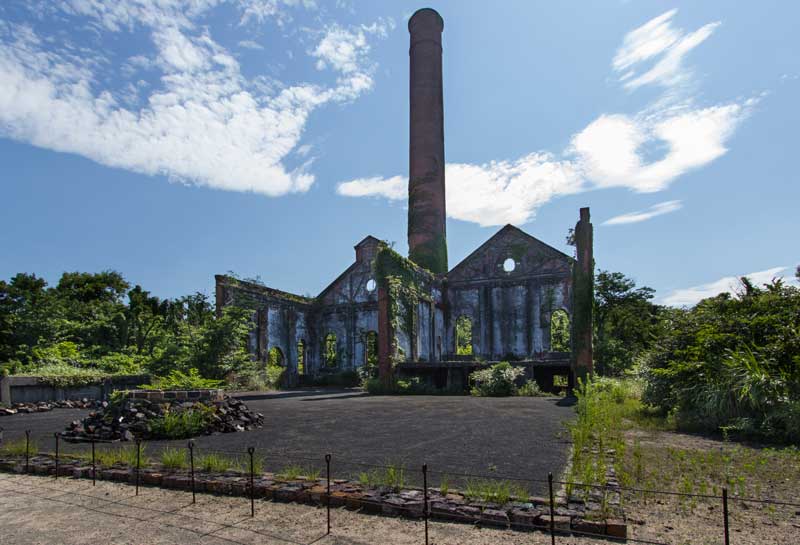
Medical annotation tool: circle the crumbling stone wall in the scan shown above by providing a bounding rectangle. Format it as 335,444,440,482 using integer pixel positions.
445,225,574,361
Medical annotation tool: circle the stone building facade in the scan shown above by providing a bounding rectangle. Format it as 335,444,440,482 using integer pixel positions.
215,8,593,390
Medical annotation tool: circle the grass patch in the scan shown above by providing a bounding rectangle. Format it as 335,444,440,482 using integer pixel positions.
95,444,149,467
277,464,320,481
358,463,406,491
196,452,236,473
149,407,213,439
464,478,528,504
0,437,37,457
159,447,188,470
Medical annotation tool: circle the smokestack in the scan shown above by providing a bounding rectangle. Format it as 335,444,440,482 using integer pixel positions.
407,8,448,274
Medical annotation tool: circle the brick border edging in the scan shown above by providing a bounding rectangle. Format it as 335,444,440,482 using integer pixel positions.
0,455,627,538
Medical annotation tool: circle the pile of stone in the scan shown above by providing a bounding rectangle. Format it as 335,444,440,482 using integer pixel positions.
0,398,99,416
61,394,263,442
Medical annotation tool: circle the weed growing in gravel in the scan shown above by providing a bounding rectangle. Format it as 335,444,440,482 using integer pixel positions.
358,463,406,491
196,452,235,473
464,478,528,504
277,464,320,481
96,444,149,467
159,447,188,470
0,437,37,457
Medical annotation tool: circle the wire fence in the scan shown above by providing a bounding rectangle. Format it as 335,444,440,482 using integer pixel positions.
1,430,799,545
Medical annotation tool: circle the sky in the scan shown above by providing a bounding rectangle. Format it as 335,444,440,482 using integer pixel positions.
0,0,798,307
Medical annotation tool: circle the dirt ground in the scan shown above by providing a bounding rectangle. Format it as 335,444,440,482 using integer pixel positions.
0,473,610,545
619,429,800,545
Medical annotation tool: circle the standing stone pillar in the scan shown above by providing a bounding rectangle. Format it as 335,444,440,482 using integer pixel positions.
377,286,393,387
407,8,448,274
572,207,594,385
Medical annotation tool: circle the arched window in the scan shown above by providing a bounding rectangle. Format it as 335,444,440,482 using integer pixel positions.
364,331,378,370
297,340,305,375
455,315,473,356
324,333,338,368
268,346,285,367
550,310,570,352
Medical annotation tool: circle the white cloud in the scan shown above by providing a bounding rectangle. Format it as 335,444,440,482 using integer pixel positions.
571,103,748,193
238,40,264,50
602,200,682,225
337,175,406,200
0,1,387,197
338,9,755,227
662,267,799,307
613,9,720,90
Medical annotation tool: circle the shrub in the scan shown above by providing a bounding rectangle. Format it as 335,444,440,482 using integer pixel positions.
139,368,223,390
516,380,548,397
149,405,214,439
265,364,285,389
469,362,525,397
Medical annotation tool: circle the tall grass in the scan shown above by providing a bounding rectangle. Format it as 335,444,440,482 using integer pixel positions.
159,447,188,470
0,437,37,457
464,478,529,504
358,463,406,491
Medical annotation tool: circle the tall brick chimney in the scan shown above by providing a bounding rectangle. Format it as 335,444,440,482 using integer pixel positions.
407,8,448,274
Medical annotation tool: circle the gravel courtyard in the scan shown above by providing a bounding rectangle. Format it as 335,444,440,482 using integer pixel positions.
1,390,575,494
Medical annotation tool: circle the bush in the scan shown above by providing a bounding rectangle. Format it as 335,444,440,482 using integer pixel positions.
469,362,525,397
516,380,548,397
640,280,800,443
140,369,223,390
149,405,214,439
363,376,461,395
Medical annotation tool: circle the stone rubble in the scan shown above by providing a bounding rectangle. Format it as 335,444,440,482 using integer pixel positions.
0,398,100,416
60,395,264,442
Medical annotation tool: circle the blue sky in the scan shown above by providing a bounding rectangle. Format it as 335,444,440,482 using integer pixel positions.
0,0,797,306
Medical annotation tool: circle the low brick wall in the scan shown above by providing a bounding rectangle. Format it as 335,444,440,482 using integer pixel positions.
0,454,627,538
122,389,225,402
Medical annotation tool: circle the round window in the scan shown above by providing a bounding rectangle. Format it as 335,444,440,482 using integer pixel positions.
503,258,516,272
366,278,377,292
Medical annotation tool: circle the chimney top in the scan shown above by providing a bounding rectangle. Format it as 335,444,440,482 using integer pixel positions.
408,8,443,34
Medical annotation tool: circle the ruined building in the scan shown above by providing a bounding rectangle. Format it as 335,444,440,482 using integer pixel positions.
215,8,594,390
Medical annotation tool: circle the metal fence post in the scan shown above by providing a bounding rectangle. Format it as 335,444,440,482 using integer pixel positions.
135,439,141,496
422,463,429,545
91,438,96,486
24,430,30,473
54,433,59,480
723,487,730,545
188,440,196,504
325,453,331,535
248,447,255,517
548,472,555,545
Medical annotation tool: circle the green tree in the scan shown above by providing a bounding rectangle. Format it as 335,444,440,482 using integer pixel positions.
594,270,658,375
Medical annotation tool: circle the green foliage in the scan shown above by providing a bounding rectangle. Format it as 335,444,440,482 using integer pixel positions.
640,279,800,443
363,375,461,395
265,364,286,389
0,270,252,390
96,444,149,467
323,333,338,368
0,437,37,456
159,447,188,470
464,478,529,504
358,463,406,491
593,270,658,375
550,309,570,352
455,315,473,356
196,452,235,473
469,362,525,397
149,405,214,439
277,464,320,481
516,380,548,397
140,369,223,390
